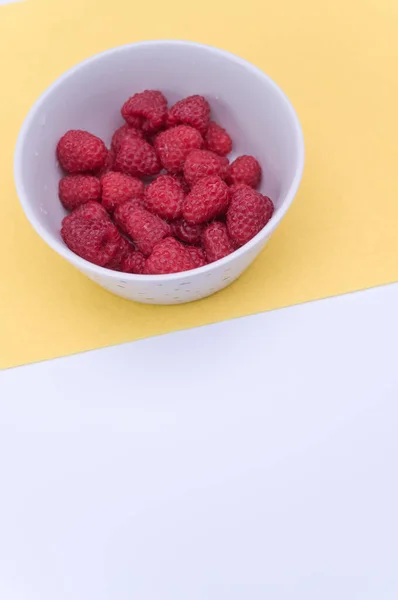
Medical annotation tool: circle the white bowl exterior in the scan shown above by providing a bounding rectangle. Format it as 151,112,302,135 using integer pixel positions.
15,41,304,305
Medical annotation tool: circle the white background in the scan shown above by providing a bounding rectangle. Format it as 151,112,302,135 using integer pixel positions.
1,283,398,599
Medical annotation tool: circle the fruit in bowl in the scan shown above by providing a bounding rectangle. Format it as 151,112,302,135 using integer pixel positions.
15,41,304,304
55,90,274,275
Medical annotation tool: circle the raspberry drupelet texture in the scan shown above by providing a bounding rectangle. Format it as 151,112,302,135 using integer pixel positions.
57,130,108,174
183,149,228,186
155,125,203,174
144,175,185,220
59,175,101,211
100,172,144,213
167,95,210,135
202,221,235,263
227,186,274,246
183,175,230,224
121,90,168,133
205,121,232,156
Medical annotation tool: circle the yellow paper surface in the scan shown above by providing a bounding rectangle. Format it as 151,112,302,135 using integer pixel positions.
1,0,398,369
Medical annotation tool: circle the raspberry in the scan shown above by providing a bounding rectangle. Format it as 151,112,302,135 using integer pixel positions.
144,175,185,220
227,155,261,188
202,221,234,262
101,171,144,213
59,175,101,211
121,249,146,274
172,173,191,194
144,237,195,274
111,124,145,153
61,208,121,266
186,246,207,268
106,237,133,271
114,202,171,256
171,219,203,244
227,186,274,246
97,149,116,176
106,237,145,274
73,200,109,221
205,121,232,156
183,149,228,186
183,175,230,224
167,95,210,135
155,125,203,174
121,90,168,133
114,137,161,177
57,130,108,174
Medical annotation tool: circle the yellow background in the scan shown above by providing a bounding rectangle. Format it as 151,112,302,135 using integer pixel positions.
1,0,398,369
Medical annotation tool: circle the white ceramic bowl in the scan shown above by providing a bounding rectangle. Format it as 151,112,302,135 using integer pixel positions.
15,40,304,305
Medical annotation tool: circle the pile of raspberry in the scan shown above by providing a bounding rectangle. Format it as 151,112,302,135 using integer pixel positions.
57,91,274,275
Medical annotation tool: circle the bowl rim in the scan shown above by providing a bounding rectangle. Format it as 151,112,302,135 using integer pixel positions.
14,39,305,282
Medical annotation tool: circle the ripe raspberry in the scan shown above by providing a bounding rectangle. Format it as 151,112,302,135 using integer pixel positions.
172,173,191,194
227,155,261,188
202,221,234,263
114,202,171,256
73,200,109,221
121,249,146,274
97,149,116,176
114,137,161,177
155,125,203,174
59,175,101,211
144,237,195,274
106,237,133,271
144,175,185,220
227,187,274,246
106,237,145,274
205,121,232,156
101,171,144,213
57,130,108,174
186,246,207,269
171,219,203,245
183,149,228,186
183,175,230,224
61,209,120,267
121,90,168,133
167,95,210,135
111,124,145,153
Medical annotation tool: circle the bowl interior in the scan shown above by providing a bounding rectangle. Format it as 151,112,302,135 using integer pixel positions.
16,41,302,249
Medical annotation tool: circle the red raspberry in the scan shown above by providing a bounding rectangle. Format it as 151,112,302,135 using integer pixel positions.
114,137,161,177
106,237,145,274
59,175,101,211
171,219,203,244
106,236,133,271
121,249,146,274
97,149,116,176
114,202,171,256
205,121,232,156
155,125,203,174
144,237,195,274
172,173,191,194
227,155,261,188
100,171,144,213
111,124,145,153
57,130,108,174
73,200,109,221
202,221,234,263
227,186,274,246
183,149,228,186
121,90,168,133
61,208,121,266
167,95,210,135
144,175,185,220
186,246,207,269
183,175,230,224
